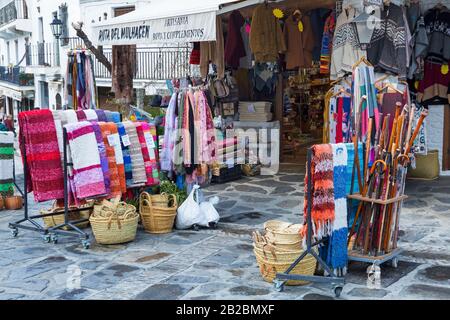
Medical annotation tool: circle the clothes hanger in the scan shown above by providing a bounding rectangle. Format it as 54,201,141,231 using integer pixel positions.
332,87,352,98
352,56,373,70
379,83,404,94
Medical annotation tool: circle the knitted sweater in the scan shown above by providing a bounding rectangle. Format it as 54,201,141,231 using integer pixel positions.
367,4,408,79
330,7,366,80
424,7,450,62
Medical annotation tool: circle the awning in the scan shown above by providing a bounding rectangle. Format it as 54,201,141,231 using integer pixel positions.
91,0,240,46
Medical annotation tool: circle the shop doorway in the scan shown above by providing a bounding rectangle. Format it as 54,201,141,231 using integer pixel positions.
40,81,49,108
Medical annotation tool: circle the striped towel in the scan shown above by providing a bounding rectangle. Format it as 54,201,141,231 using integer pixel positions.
76,110,87,121
0,132,15,197
103,122,126,193
95,110,107,122
117,123,133,187
134,122,153,186
104,111,120,123
84,109,98,121
99,122,122,198
90,122,111,196
64,121,106,200
146,123,160,185
327,143,348,269
19,110,65,202
123,121,146,187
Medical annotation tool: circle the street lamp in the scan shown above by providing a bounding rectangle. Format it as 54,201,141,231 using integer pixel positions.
351,7,382,50
50,13,63,66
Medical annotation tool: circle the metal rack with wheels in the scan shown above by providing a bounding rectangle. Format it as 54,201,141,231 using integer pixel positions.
9,129,91,249
274,147,345,297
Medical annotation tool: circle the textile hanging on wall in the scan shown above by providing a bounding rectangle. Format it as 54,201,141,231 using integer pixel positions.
18,110,65,202
0,132,14,197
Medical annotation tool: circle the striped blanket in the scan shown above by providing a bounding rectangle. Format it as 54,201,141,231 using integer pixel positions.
64,121,106,200
117,123,133,186
0,132,15,197
123,121,146,187
19,110,65,202
99,122,122,198
90,122,111,196
134,122,153,186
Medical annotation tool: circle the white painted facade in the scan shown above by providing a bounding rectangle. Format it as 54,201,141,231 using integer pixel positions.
427,105,449,176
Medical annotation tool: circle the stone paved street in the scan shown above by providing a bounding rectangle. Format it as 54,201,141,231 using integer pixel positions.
1,167,450,300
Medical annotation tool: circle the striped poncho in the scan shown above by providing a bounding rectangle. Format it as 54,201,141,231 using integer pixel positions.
0,132,15,197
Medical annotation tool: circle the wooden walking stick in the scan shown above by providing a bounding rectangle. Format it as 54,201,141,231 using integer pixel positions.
364,118,373,183
405,110,429,156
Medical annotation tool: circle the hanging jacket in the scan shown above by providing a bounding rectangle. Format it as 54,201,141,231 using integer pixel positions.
249,4,286,63
224,10,246,69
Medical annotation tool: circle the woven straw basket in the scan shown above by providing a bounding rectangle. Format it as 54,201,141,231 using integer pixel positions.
90,198,138,245
253,231,317,285
139,192,178,234
264,220,303,243
41,201,93,230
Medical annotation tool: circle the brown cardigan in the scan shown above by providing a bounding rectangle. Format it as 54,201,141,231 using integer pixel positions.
249,4,287,63
283,15,315,69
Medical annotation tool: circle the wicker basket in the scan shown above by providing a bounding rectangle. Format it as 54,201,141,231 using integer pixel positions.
264,220,302,244
252,230,316,285
139,192,178,234
41,202,92,230
4,196,23,210
255,250,317,285
90,198,139,245
253,230,302,251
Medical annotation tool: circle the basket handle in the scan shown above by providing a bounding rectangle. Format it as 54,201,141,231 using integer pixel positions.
168,194,178,208
107,211,122,230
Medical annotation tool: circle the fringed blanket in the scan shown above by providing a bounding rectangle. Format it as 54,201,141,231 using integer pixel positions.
123,122,146,187
135,122,153,186
99,122,122,198
302,144,335,242
19,110,65,202
90,122,111,196
327,143,348,269
137,122,159,186
104,123,126,193
64,121,106,200
117,123,133,186
0,132,15,197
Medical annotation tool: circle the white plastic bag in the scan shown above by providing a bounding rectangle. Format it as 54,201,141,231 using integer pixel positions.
198,196,220,227
175,185,202,229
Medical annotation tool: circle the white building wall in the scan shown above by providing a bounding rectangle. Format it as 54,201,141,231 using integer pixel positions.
427,105,450,176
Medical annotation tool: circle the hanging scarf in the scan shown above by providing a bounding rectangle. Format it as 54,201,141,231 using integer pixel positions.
302,144,335,242
0,132,15,197
123,121,147,187
161,93,177,171
19,110,65,202
64,121,106,200
173,92,185,174
116,122,133,187
99,122,123,197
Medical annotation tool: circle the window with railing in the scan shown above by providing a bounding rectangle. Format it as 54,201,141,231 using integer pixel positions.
0,66,34,86
93,46,192,81
0,0,28,27
26,42,57,67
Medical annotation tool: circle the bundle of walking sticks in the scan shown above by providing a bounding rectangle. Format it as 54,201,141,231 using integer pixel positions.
348,103,428,256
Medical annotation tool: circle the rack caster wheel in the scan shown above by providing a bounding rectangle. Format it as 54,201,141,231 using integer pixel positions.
43,234,51,243
81,240,90,249
11,228,18,238
334,286,343,298
50,234,58,244
274,280,285,292
391,257,398,268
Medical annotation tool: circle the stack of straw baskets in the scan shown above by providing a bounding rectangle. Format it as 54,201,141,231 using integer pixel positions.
253,220,317,285
139,192,178,234
90,197,139,245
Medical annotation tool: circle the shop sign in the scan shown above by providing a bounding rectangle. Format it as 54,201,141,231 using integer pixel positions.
94,11,216,45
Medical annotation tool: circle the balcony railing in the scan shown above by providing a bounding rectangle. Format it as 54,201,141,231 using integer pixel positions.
26,42,58,67
0,0,29,27
93,46,191,81
0,66,34,86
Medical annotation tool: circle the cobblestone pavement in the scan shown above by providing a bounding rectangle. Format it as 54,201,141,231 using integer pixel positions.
0,168,450,300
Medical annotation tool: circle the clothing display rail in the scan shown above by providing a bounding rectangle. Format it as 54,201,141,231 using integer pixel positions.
274,147,345,298
9,129,91,249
